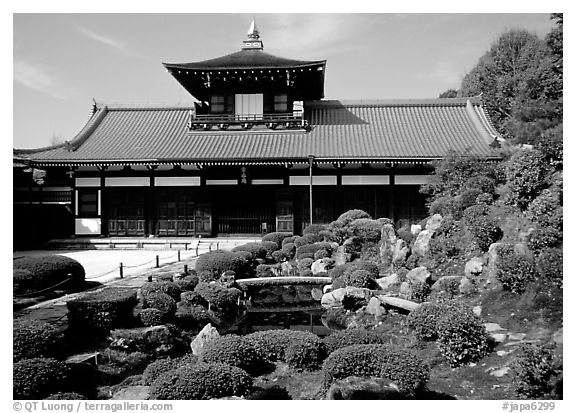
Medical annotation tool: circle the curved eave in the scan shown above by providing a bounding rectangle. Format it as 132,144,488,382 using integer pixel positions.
163,60,326,71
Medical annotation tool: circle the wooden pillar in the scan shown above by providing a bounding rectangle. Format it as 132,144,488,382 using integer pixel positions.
98,166,107,236
389,169,396,222
308,155,314,226
147,165,157,237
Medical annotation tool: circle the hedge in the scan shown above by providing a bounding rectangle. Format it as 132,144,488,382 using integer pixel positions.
195,250,252,281
14,357,71,400
323,329,388,354
149,362,252,400
262,232,293,248
139,308,165,327
194,282,242,312
141,281,182,302
348,218,383,243
142,292,177,320
199,335,265,375
406,300,470,342
321,344,429,396
495,244,536,293
67,287,138,334
13,255,85,295
142,354,198,386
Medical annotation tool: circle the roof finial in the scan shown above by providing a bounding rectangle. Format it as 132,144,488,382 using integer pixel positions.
242,17,263,50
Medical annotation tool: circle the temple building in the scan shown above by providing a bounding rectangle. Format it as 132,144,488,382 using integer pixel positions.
13,20,502,245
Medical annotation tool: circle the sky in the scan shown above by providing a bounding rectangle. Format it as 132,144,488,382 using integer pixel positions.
13,13,557,149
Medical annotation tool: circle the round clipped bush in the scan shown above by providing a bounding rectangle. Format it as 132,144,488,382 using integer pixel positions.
336,209,371,226
348,269,376,289
175,274,199,292
303,224,326,236
406,301,448,341
495,244,536,294
174,302,211,329
13,255,85,295
272,250,289,263
180,291,206,306
194,283,242,312
45,392,86,400
139,308,165,327
535,248,563,288
314,249,329,260
150,362,252,400
13,320,65,362
348,218,383,243
504,149,549,210
284,332,326,371
297,257,314,270
232,242,269,259
199,335,264,375
294,233,323,247
14,357,71,400
323,329,388,354
67,287,138,334
436,310,490,367
527,227,562,255
282,236,297,247
262,232,293,248
281,242,296,259
141,281,182,302
195,250,252,281
142,355,197,386
143,292,177,318
321,344,429,396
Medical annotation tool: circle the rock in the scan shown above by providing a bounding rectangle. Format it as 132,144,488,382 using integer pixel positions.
425,214,443,231
311,288,323,301
459,277,476,295
112,386,150,400
491,333,507,343
379,224,398,264
376,295,420,312
496,350,511,357
473,306,482,317
412,230,433,257
326,376,404,400
411,224,422,236
321,286,371,309
190,323,220,356
431,275,462,293
508,332,527,341
281,261,295,276
109,325,174,355
484,322,505,332
487,242,503,280
311,258,330,275
323,284,332,294
490,367,510,378
365,297,386,317
333,246,349,266
376,273,399,290
406,266,431,284
552,328,563,345
465,257,484,278
391,239,409,264
399,281,412,299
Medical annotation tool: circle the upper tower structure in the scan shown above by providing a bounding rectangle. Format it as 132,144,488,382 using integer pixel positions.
242,18,263,50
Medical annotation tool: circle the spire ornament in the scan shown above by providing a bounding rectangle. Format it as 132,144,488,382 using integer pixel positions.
242,18,264,50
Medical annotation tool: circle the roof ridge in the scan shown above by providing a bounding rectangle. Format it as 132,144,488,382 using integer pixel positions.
101,103,196,111
306,97,482,108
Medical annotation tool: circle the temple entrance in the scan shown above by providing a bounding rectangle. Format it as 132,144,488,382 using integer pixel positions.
105,188,146,236
155,188,211,237
212,187,276,235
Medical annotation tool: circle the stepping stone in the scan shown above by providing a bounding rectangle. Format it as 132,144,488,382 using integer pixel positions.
473,306,482,316
112,385,150,400
507,332,526,341
490,367,510,378
484,322,505,332
491,333,507,343
496,350,511,357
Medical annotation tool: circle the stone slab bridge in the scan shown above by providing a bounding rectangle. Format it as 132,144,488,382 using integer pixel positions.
235,276,332,287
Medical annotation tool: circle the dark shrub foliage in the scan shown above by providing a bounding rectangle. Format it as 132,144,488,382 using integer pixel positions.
143,292,177,319
281,242,296,259
314,249,330,260
13,357,71,400
294,233,323,247
321,344,429,396
262,232,293,248
199,335,264,375
13,320,65,362
174,302,211,329
460,188,483,210
535,248,563,288
139,308,165,327
67,287,137,334
141,281,182,302
284,332,326,371
436,310,490,367
45,392,86,400
430,276,462,300
464,213,503,252
511,344,558,399
142,355,197,386
296,243,325,260
527,226,562,255
323,329,388,354
397,226,415,245
175,275,198,292
232,243,269,259
348,269,376,289
495,244,536,293
195,250,252,281
526,189,562,230
409,281,431,303
330,260,379,289
297,257,314,270
406,300,470,342
336,209,372,226
303,224,326,236
282,236,298,247
180,291,207,306
348,218,383,243
271,250,289,263
149,362,252,400
194,282,242,312
504,149,550,209
13,255,85,295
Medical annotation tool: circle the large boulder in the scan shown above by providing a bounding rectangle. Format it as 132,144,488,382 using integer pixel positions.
464,257,484,278
190,323,220,356
365,296,386,317
326,376,404,400
321,286,371,309
425,214,443,231
379,224,397,264
376,273,399,290
333,246,350,266
399,281,412,300
311,258,330,275
459,277,476,295
412,230,433,257
406,266,431,284
486,242,502,280
391,239,409,264
411,224,422,236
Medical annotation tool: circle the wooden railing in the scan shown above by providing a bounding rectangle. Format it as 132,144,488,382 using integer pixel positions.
188,112,309,131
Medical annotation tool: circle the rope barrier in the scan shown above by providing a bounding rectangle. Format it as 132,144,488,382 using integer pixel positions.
14,277,72,298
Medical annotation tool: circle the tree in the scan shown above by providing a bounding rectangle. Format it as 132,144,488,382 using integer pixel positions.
439,89,458,98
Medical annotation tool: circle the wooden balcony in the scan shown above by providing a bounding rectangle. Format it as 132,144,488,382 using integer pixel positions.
187,112,310,131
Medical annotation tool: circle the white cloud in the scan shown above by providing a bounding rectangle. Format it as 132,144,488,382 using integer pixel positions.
76,25,142,58
13,59,70,100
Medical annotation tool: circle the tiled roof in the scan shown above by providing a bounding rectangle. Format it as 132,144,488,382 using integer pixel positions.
14,97,502,165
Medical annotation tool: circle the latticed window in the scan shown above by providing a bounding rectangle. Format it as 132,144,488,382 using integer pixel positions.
78,189,99,217
274,94,288,112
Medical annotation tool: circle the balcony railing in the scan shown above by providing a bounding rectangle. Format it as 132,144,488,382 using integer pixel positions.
187,111,310,131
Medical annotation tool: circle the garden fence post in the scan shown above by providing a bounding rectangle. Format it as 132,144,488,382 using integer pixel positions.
156,255,159,268
178,250,181,261
184,264,188,276
119,263,124,278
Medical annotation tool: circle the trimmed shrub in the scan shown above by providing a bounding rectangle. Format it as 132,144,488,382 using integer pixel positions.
476,192,494,205
495,244,536,294
180,291,206,306
314,249,329,260
321,344,429,396
199,335,264,375
303,224,326,236
13,255,85,295
297,257,314,271
271,250,289,263
336,209,371,226
504,149,550,209
149,362,252,400
464,175,497,194
460,188,483,209
430,276,462,299
294,233,322,247
174,302,211,329
296,244,323,260
139,308,165,326
245,330,294,362
535,248,563,288
194,283,242,312
511,344,557,399
281,242,296,259
232,243,269,259
141,281,182,302
67,287,138,334
348,218,383,243
406,300,468,341
282,236,298,247
45,392,86,400
14,357,71,400
462,207,503,252
526,189,562,230
143,292,177,319
330,260,380,289
323,329,388,354
436,310,490,367
175,275,198,292
348,269,376,289
142,355,197,386
285,332,326,371
396,267,409,283
13,320,65,362
409,281,431,303
397,226,415,245
527,227,562,255
195,250,252,281
262,232,293,248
